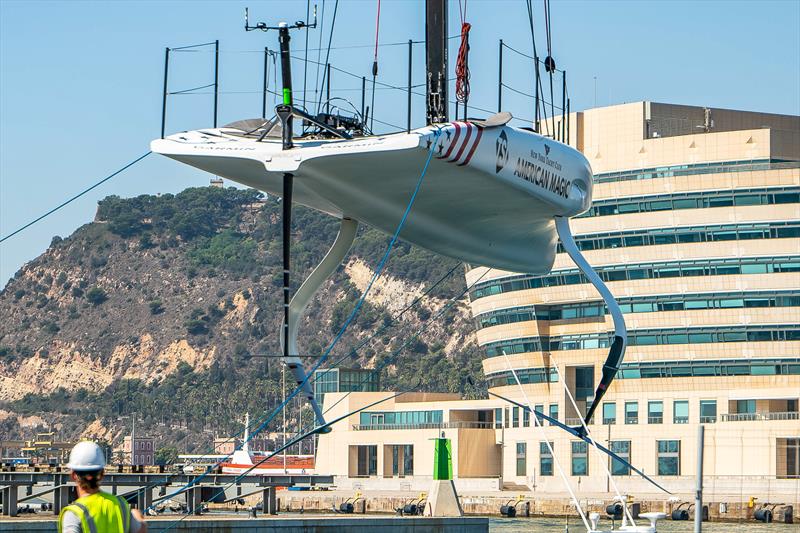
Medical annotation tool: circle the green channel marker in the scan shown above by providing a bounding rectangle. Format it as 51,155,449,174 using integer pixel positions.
283,88,292,105
433,438,453,480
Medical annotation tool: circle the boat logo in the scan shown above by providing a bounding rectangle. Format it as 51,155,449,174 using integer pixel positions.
495,130,509,173
544,144,551,156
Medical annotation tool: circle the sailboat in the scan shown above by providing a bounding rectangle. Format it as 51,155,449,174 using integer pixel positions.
152,2,662,531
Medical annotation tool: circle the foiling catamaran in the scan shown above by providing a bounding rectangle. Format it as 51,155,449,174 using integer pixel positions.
152,1,666,530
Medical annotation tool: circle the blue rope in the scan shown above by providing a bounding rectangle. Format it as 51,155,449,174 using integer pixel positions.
147,130,442,515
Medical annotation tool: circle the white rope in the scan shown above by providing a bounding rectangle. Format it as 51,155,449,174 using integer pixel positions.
501,351,591,532
550,355,637,527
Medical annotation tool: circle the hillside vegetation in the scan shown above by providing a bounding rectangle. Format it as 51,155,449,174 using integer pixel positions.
0,186,485,452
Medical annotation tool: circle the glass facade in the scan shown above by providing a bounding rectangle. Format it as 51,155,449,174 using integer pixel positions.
516,442,527,476
657,440,681,476
470,256,800,300
475,291,800,330
603,402,617,425
571,441,588,476
700,400,717,423
557,221,799,254
540,442,554,476
593,159,799,184
313,367,380,403
576,187,799,218
674,401,689,424
648,401,664,424
610,441,631,476
625,402,639,425
358,410,442,429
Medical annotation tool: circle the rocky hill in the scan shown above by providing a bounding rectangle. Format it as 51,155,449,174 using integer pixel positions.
0,186,485,453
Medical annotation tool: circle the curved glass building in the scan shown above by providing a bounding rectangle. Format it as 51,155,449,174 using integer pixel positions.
317,102,798,502
467,101,800,490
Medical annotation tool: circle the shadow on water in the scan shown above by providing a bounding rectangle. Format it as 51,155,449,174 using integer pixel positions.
488,517,800,532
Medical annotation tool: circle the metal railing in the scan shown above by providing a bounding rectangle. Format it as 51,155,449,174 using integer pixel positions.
352,421,494,431
674,417,690,424
625,417,639,425
721,411,800,422
648,416,663,424
700,416,717,423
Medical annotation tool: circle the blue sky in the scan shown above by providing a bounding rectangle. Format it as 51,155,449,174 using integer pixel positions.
1,0,798,286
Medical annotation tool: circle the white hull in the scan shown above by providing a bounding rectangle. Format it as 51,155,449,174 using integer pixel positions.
151,121,592,274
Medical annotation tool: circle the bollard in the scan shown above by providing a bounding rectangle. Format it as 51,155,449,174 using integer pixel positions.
672,509,690,520
606,503,623,519
500,504,517,517
754,508,773,523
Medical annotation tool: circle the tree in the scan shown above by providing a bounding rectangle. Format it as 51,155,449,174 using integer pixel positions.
85,287,108,306
155,446,179,466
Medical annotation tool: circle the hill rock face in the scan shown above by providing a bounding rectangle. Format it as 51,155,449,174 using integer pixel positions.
0,187,485,451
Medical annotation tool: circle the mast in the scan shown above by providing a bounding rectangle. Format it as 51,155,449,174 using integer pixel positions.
425,0,448,125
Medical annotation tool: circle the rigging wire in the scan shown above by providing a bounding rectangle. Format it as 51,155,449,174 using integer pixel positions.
369,0,381,131
315,0,340,114
210,265,491,509
549,352,639,526
302,0,311,108
319,266,489,418
500,350,592,531
524,0,543,131
0,152,151,244
147,130,442,516
131,261,460,509
543,0,557,138
312,0,326,112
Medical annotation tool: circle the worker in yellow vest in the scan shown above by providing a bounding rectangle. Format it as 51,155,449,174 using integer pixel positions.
58,441,148,533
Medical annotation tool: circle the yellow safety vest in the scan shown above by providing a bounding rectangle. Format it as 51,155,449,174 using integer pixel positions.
58,491,131,533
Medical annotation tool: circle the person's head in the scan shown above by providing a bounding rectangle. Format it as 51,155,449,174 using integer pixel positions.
67,441,106,492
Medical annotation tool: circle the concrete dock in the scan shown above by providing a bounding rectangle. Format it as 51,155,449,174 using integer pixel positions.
0,515,489,532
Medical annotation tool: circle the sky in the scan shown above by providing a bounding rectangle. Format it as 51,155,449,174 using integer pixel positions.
1,0,799,287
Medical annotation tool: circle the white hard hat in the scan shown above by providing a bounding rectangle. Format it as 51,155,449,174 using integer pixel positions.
67,441,106,471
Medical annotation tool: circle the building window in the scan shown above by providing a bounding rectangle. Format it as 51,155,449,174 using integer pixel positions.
359,410,442,429
505,407,510,428
534,404,544,425
777,438,799,479
516,442,527,476
603,402,616,425
523,409,530,428
495,408,503,429
512,406,520,428
571,441,588,476
549,404,559,424
575,367,595,401
737,399,756,414
356,445,378,476
610,441,631,476
657,440,680,476
540,442,554,476
648,401,663,424
391,444,413,477
673,400,689,424
625,402,639,424
699,400,717,423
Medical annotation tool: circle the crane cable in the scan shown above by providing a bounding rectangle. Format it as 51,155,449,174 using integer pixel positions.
455,0,471,112
369,0,381,131
0,151,151,244
543,0,556,137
